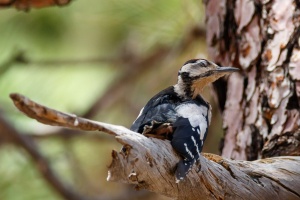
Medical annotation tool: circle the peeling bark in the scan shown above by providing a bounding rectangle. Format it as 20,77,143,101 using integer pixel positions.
206,0,300,160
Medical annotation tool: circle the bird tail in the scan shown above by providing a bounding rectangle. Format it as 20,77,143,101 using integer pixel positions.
175,159,195,183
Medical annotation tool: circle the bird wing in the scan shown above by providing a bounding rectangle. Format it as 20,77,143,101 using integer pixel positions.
130,86,180,133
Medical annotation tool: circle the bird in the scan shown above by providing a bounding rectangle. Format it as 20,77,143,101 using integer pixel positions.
130,58,239,183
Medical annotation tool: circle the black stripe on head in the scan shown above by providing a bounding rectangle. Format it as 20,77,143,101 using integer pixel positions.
183,59,199,65
183,59,210,67
197,59,209,68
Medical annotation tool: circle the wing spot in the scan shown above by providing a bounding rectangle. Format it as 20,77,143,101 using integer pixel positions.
184,143,194,159
191,136,201,158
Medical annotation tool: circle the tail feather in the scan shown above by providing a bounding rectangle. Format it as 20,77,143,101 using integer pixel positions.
175,159,195,183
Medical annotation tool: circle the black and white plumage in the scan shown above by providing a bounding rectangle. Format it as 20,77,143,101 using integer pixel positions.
130,59,239,183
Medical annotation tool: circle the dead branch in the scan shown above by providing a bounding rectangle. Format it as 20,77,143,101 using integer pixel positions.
10,93,300,200
10,93,122,135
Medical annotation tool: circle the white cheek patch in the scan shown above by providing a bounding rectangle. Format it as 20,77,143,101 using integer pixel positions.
176,103,209,140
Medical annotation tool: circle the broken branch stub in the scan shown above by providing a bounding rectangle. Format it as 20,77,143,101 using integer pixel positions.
9,93,300,200
10,93,123,136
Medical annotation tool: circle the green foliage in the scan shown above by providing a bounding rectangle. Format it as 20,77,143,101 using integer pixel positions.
0,0,207,199
0,146,62,200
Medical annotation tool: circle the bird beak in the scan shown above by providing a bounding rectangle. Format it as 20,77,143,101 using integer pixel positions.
212,67,240,76
202,60,239,77
214,66,240,74
201,64,239,79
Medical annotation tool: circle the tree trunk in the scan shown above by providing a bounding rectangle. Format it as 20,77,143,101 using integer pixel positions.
206,0,300,160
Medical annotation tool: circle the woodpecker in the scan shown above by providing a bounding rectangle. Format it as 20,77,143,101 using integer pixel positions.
130,59,239,183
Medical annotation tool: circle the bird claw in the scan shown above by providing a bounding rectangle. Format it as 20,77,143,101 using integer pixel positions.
142,121,173,140
195,160,201,172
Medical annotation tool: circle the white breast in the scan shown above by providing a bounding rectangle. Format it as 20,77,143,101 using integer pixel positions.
176,103,210,139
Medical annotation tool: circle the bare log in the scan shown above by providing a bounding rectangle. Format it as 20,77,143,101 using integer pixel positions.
10,93,300,199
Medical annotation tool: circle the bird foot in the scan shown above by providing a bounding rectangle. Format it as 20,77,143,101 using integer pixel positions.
142,121,173,140
195,159,201,173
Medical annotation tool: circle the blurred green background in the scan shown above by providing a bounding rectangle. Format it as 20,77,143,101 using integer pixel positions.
0,1,223,199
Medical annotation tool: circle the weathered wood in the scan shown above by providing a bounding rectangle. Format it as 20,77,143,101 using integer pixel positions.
10,93,300,199
10,93,121,136
108,133,300,200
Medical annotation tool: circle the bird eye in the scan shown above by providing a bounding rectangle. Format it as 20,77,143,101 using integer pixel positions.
196,59,209,68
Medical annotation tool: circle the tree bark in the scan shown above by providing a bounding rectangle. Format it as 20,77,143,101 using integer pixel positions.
206,0,300,160
10,93,300,200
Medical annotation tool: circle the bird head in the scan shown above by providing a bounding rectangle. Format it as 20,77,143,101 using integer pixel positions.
175,59,239,99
